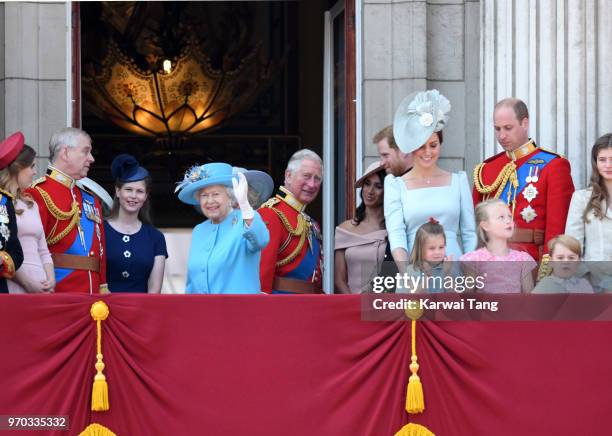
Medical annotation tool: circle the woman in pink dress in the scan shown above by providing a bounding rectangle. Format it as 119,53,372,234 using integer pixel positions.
0,138,55,293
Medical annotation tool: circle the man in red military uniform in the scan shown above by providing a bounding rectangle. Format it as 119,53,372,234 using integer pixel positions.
26,127,108,294
259,149,323,294
473,98,574,261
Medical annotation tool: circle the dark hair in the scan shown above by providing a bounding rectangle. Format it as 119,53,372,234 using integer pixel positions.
410,220,446,271
107,176,153,224
495,98,530,122
352,168,386,226
584,133,612,221
0,144,36,214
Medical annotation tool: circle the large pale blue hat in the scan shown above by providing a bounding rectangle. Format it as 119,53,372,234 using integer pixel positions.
232,167,274,208
176,162,236,205
393,89,451,154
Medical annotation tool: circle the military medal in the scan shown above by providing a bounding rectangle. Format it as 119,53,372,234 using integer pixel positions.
0,204,9,224
0,222,10,242
520,205,537,223
522,184,539,203
525,167,533,183
531,166,539,183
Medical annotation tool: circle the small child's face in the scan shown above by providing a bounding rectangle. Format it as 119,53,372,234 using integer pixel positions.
550,243,580,278
423,234,446,264
482,203,514,240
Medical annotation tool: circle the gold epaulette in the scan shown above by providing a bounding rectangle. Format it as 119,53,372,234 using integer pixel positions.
0,188,14,200
31,176,46,188
260,197,280,209
538,146,564,159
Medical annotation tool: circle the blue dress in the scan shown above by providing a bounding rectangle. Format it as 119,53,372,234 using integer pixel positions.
186,209,269,294
384,171,477,259
104,222,168,293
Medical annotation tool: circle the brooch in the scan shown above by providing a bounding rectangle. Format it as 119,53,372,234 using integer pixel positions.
520,205,537,223
522,184,539,203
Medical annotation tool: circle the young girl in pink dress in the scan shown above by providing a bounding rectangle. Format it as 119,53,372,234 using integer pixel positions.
460,199,536,293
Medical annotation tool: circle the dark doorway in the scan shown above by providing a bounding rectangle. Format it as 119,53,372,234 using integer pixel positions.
78,1,327,228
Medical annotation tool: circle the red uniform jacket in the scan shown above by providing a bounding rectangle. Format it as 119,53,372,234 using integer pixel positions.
26,167,107,293
473,144,574,260
259,188,322,293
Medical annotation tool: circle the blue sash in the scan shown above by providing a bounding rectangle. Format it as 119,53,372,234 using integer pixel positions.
499,150,557,205
55,189,97,283
283,230,321,282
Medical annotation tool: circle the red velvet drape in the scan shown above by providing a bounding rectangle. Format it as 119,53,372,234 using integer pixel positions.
1,295,611,436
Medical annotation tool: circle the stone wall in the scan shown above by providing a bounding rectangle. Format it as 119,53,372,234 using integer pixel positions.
481,0,612,188
0,2,67,171
361,0,481,174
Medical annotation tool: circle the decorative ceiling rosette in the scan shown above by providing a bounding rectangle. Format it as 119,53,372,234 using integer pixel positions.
82,37,277,144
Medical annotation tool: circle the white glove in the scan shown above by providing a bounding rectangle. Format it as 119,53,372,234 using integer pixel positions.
232,172,254,220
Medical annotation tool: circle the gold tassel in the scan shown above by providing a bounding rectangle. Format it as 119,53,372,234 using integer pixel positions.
90,301,110,411
537,254,552,281
394,422,435,436
79,423,117,436
394,316,435,435
406,319,424,414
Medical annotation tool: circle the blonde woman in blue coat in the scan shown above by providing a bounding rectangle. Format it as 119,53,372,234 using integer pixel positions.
177,162,269,294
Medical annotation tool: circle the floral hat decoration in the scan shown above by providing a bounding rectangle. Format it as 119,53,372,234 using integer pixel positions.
175,162,236,205
393,89,451,154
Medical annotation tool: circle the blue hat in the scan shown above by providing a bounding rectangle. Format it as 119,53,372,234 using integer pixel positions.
393,89,451,154
111,154,149,182
176,162,236,205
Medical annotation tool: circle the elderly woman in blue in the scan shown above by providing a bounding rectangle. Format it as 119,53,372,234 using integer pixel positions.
385,89,477,273
177,162,269,294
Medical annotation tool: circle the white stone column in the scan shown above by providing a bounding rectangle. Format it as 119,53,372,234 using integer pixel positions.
481,0,612,188
0,2,68,167
361,0,480,174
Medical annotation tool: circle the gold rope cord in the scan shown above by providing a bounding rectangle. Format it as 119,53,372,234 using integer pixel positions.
35,187,80,246
270,208,310,267
473,161,517,197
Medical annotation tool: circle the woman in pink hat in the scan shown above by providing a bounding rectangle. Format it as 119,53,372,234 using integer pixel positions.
0,132,29,293
334,161,388,293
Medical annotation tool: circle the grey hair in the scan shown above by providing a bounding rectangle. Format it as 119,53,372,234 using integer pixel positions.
285,148,323,174
196,185,237,205
225,186,237,208
49,128,91,162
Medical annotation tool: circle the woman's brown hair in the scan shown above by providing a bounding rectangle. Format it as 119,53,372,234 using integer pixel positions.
584,133,612,221
0,144,36,214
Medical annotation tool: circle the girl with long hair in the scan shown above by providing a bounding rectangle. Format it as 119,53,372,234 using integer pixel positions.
460,199,536,293
565,133,612,291
104,154,167,293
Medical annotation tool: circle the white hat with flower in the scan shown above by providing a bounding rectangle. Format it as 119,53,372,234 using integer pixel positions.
393,89,451,154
